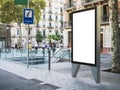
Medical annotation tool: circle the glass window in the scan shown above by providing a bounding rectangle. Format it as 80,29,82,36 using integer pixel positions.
43,30,46,37
17,30,20,35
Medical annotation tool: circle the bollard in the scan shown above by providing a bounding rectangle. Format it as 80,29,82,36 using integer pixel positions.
48,49,51,71
0,48,1,58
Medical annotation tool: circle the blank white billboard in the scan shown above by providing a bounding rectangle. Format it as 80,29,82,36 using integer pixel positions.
72,8,96,66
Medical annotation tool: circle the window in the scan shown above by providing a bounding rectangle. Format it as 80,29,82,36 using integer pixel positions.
49,23,51,27
49,30,52,33
49,2,51,6
43,30,46,37
56,16,57,20
17,30,20,35
102,5,109,22
103,5,109,15
60,7,63,13
49,15,52,20
101,28,103,33
55,30,59,35
43,14,45,19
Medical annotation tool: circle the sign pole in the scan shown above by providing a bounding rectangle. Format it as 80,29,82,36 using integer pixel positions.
27,0,29,68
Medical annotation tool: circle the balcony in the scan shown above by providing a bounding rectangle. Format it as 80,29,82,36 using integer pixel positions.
49,10,52,14
82,0,104,6
101,12,120,24
64,1,76,12
42,25,45,28
64,21,71,29
55,25,57,28
48,18,53,21
47,26,53,29
101,15,109,23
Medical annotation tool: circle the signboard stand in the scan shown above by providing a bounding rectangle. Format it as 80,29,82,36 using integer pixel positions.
72,6,101,83
91,66,100,83
72,63,80,77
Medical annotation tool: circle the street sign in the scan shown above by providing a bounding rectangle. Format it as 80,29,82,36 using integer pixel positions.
23,9,34,24
14,0,28,5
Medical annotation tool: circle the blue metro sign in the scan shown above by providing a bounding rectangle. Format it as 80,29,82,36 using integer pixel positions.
23,8,34,24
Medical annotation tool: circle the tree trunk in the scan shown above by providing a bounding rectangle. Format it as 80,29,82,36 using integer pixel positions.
109,0,120,73
18,23,22,47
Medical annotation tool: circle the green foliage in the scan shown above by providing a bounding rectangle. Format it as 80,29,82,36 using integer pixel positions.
0,1,24,24
48,34,61,42
48,34,53,43
0,0,46,24
30,0,46,23
52,34,61,41
36,30,43,43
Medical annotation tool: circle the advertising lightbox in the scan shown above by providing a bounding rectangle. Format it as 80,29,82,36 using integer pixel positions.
72,8,97,66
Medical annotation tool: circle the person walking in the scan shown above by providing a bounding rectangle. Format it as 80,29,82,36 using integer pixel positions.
52,42,56,54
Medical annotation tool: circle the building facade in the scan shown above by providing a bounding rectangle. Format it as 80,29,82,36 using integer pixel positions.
39,0,63,42
10,0,64,48
63,0,120,54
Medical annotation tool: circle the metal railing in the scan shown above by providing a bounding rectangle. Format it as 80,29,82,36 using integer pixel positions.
0,48,48,64
47,26,54,29
50,48,71,63
48,18,53,21
64,1,76,10
64,21,71,29
82,0,104,4
0,47,71,71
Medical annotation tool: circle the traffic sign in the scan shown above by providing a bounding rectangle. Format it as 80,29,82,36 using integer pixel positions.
23,9,34,24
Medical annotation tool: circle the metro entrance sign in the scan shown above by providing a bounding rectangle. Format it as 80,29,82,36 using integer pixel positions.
23,9,34,24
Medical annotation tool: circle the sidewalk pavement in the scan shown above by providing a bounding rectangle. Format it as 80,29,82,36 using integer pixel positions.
0,69,58,90
0,54,120,90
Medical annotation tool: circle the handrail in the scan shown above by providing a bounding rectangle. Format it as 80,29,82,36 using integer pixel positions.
51,48,71,63
52,51,66,63
50,48,63,58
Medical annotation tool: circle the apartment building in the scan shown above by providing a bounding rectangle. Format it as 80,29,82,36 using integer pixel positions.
63,0,120,54
10,0,64,48
63,0,82,47
38,0,64,42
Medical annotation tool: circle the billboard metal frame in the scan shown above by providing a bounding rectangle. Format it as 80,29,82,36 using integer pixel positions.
71,6,101,83
71,7,97,66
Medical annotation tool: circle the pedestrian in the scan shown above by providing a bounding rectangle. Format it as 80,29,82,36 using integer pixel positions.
52,42,56,53
34,43,38,53
59,42,63,48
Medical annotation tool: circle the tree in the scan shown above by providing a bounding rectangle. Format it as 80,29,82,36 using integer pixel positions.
48,34,53,43
36,30,43,43
109,0,120,72
52,34,61,42
0,1,24,47
30,0,46,27
0,0,46,24
0,0,46,46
